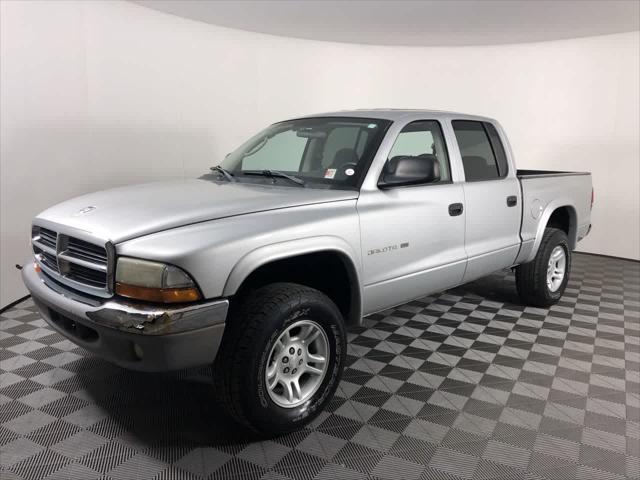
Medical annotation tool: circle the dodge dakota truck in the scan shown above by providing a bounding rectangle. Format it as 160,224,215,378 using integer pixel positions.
22,109,593,434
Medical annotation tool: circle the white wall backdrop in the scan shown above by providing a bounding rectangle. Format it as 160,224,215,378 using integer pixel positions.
1,0,639,306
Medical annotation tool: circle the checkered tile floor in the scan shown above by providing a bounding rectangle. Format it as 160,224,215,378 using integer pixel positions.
1,253,639,480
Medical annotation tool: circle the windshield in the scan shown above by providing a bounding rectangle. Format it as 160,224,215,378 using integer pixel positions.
218,117,391,189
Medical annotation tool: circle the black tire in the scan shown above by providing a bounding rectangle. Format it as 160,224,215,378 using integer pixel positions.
515,227,571,307
213,282,346,435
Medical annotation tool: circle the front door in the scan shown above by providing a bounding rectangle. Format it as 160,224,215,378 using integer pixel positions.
358,120,467,315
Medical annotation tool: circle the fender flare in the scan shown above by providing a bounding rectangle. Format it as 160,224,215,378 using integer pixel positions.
526,201,577,263
222,236,363,324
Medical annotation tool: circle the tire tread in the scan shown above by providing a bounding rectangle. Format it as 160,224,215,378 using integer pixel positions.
213,283,334,430
515,227,570,307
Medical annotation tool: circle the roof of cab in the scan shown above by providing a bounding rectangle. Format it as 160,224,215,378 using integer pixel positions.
297,108,496,123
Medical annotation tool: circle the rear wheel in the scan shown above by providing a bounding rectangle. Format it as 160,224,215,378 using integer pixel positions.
515,227,571,307
213,283,346,435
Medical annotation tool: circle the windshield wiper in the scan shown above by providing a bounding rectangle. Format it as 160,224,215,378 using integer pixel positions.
210,165,236,182
243,169,306,187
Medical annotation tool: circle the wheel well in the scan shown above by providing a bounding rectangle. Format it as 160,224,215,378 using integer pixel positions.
234,251,361,325
546,206,577,248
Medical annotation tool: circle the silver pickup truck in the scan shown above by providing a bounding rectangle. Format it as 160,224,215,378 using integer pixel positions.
22,109,593,434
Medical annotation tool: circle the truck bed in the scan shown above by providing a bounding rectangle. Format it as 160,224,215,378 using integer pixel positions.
516,169,593,265
517,169,590,179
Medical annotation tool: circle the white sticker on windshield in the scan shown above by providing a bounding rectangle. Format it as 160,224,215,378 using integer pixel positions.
324,168,336,179
367,123,377,128
345,168,355,176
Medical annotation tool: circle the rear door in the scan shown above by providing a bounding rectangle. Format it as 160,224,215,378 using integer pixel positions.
451,120,521,282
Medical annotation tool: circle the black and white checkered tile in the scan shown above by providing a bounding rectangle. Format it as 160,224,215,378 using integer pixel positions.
1,252,638,480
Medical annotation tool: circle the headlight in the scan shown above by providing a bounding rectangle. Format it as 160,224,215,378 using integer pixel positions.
115,257,202,304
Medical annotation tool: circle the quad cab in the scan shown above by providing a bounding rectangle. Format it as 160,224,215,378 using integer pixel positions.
23,110,593,434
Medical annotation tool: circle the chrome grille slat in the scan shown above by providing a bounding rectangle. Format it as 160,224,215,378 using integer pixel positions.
58,252,107,272
32,226,110,296
68,238,108,258
32,239,56,256
40,252,60,273
38,228,57,249
67,263,107,288
66,245,107,264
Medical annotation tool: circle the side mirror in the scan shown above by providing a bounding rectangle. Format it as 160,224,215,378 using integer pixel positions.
379,156,440,188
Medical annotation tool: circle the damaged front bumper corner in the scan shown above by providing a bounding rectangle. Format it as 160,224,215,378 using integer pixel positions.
22,261,228,371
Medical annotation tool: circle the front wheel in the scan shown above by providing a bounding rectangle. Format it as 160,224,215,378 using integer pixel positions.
515,227,571,307
213,283,346,435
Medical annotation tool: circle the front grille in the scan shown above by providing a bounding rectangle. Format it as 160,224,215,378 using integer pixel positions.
67,263,108,288
32,226,111,296
40,251,59,273
39,228,57,250
67,237,108,264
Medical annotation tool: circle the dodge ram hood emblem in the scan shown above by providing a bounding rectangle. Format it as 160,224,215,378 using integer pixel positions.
74,206,97,216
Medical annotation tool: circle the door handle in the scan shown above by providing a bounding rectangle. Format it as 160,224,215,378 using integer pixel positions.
448,203,464,216
506,196,518,207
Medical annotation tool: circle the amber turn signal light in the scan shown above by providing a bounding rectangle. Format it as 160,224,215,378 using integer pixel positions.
115,282,201,304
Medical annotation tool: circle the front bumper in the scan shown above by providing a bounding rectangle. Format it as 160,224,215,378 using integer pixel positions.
22,262,228,372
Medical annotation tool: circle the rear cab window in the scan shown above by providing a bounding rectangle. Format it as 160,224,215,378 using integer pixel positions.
452,120,509,181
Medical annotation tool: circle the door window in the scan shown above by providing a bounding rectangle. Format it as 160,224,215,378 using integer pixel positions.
453,120,503,181
484,123,509,177
386,120,451,183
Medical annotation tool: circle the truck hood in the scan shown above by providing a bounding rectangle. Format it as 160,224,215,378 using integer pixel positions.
35,179,358,243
